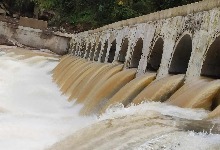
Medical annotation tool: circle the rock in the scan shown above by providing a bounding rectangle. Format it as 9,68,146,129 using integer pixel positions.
0,3,9,15
13,14,19,18
0,8,6,16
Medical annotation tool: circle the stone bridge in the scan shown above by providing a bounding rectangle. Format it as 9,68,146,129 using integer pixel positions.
69,0,220,81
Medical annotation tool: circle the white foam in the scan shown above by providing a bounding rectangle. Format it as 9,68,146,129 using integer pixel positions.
1,51,220,150
100,102,209,121
136,131,220,150
0,52,96,150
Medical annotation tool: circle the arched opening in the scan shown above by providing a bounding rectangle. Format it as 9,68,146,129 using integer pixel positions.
71,44,77,55
201,36,220,78
169,34,192,74
80,43,86,58
100,41,108,63
108,40,117,63
90,43,96,61
94,42,101,61
76,45,81,56
85,43,91,59
118,38,129,63
130,38,143,68
75,44,80,56
147,38,164,72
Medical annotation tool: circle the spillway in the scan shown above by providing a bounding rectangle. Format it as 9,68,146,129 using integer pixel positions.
50,51,220,150
4,0,220,149
1,46,220,150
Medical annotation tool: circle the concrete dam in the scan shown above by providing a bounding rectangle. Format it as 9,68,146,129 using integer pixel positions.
1,0,220,149
66,0,220,116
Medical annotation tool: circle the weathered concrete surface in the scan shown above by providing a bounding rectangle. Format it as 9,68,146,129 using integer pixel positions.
70,0,220,81
19,17,47,30
0,21,70,55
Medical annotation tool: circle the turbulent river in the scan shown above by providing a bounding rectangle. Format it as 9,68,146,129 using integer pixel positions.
0,46,220,150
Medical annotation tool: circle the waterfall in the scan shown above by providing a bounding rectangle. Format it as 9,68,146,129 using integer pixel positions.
1,47,220,150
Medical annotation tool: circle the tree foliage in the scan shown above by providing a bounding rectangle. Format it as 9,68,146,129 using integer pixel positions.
1,0,202,31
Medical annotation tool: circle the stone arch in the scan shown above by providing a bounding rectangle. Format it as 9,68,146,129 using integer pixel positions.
94,42,102,61
118,38,129,63
201,35,220,78
100,40,108,63
146,37,164,72
169,34,192,74
130,38,143,68
85,43,91,59
90,43,96,61
108,40,117,63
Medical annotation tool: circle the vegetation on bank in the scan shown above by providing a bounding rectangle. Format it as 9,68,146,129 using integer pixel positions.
1,0,201,32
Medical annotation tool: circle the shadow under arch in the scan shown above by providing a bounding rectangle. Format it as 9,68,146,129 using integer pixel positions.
146,37,164,72
90,43,96,61
108,40,116,63
85,43,91,59
130,38,143,68
169,34,192,74
201,35,220,78
100,40,108,63
80,43,86,58
94,42,102,61
118,38,129,63
71,43,77,55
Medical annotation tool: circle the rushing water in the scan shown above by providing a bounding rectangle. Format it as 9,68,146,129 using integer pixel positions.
0,47,96,150
1,47,220,150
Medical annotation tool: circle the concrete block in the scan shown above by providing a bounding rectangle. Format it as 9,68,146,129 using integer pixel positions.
19,17,47,30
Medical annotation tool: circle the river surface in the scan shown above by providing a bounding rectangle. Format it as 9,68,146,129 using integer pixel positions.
0,47,220,150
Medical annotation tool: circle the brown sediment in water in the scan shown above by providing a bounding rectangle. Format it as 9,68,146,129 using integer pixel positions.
76,64,124,104
60,61,95,94
80,69,137,115
47,112,220,150
52,55,72,74
65,63,110,97
4,47,59,59
55,59,86,85
168,79,220,110
53,57,82,81
68,63,117,101
100,73,156,114
207,105,220,119
52,55,70,77
132,74,185,104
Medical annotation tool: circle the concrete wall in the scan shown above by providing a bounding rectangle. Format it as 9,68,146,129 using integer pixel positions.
69,0,220,81
19,17,47,30
0,21,70,55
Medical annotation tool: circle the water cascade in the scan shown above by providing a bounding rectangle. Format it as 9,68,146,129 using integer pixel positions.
80,68,137,115
2,46,220,150
52,55,220,120
100,73,156,113
132,74,185,104
168,78,220,110
76,64,123,101
208,105,220,119
3,1,220,147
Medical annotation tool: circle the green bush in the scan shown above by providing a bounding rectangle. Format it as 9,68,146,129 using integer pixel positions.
1,0,202,31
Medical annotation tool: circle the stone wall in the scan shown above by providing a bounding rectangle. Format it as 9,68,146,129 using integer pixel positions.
0,21,70,55
70,0,220,82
